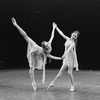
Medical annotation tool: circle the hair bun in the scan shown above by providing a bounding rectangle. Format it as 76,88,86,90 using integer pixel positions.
41,41,52,54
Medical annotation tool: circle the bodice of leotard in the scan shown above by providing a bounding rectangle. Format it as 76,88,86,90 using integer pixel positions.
64,39,74,53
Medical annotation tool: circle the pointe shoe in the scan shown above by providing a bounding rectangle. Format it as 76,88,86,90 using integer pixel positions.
47,83,54,90
76,68,79,71
32,82,37,91
70,86,74,92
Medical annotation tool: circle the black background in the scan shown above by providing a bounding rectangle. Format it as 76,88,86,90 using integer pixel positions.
0,0,100,70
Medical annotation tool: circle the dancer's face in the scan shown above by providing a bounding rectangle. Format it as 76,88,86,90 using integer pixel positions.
71,31,79,40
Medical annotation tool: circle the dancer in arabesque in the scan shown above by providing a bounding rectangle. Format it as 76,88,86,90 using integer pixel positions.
11,18,62,91
48,23,79,91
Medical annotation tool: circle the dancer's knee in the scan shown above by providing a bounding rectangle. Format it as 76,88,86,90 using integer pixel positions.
68,67,73,75
29,67,34,74
58,65,67,77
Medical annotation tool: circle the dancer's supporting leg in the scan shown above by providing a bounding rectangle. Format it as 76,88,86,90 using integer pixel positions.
47,65,75,91
42,56,47,84
42,63,45,84
67,67,74,91
29,67,36,91
47,65,67,90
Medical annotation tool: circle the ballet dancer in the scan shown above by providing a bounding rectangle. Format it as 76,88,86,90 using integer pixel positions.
11,18,61,90
47,23,79,91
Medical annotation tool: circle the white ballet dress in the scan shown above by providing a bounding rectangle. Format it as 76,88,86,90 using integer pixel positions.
27,40,46,70
63,40,79,70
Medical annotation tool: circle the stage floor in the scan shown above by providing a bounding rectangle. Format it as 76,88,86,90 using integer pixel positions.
0,69,100,100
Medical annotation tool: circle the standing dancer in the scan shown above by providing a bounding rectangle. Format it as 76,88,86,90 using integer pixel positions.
11,18,61,90
48,23,79,91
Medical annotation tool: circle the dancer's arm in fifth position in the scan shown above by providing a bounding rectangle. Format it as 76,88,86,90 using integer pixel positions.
48,22,57,45
42,22,57,84
56,24,69,40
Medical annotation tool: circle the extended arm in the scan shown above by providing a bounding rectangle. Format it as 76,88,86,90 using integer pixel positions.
48,54,61,60
48,22,56,45
11,18,30,42
56,26,69,40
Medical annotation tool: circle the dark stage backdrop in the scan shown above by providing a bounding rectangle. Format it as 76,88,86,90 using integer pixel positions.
0,0,100,70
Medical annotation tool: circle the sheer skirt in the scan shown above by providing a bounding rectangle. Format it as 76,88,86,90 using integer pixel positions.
63,51,78,69
27,51,45,70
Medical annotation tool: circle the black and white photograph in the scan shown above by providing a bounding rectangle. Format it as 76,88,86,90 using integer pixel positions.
0,0,100,99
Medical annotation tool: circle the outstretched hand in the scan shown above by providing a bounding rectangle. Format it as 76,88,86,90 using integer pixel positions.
53,22,57,29
11,17,17,26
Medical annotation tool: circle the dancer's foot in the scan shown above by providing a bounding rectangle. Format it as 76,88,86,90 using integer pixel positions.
76,68,79,71
47,82,54,90
32,82,37,91
70,86,74,92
